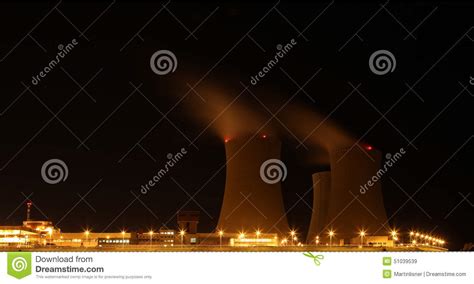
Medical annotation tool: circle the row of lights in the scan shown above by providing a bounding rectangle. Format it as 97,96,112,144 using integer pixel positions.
215,229,267,246
80,228,445,247
83,229,188,237
147,229,187,245
216,229,263,238
310,229,445,247
83,230,127,236
283,230,300,245
409,231,445,246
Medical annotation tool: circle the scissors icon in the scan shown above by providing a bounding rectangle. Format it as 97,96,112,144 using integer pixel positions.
303,252,324,266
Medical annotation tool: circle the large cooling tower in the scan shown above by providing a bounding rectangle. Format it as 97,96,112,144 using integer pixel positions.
217,136,290,235
324,146,388,243
306,171,331,243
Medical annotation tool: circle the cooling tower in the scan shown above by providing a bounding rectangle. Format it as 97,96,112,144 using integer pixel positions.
306,171,331,243
217,135,290,235
324,146,388,243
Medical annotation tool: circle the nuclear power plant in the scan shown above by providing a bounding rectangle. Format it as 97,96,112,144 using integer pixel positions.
217,135,290,235
306,146,389,244
0,138,446,251
215,134,389,246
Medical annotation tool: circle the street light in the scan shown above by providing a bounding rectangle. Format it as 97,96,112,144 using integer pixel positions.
255,229,261,246
148,230,153,246
238,232,245,240
315,236,320,245
179,230,186,246
218,230,224,247
84,230,90,247
328,230,335,247
290,230,296,246
390,230,398,246
359,230,366,246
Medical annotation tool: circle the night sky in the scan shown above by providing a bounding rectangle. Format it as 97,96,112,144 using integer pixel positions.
0,1,472,250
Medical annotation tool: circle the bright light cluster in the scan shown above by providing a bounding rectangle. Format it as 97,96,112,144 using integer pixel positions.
410,231,445,246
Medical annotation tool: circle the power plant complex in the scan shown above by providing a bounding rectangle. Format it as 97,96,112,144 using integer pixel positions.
0,135,446,251
217,135,390,246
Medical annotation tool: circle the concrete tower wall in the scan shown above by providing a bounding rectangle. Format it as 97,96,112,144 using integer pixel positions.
326,146,388,243
217,136,290,235
306,171,331,243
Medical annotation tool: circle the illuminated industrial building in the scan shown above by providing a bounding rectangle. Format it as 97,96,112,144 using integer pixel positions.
54,232,136,247
0,226,41,246
0,201,60,246
229,233,279,247
23,220,59,235
349,235,394,247
137,228,175,245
